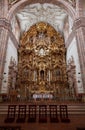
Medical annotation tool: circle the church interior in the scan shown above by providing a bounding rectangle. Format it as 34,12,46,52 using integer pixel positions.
0,0,85,130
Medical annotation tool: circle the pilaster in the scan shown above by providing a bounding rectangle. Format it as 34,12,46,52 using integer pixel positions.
0,28,9,91
76,0,84,17
73,0,85,92
0,1,18,92
0,0,9,18
0,18,19,92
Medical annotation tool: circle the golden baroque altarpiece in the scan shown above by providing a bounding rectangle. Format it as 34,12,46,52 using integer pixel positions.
17,22,69,100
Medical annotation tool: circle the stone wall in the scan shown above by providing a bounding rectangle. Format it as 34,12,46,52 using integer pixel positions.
1,37,18,93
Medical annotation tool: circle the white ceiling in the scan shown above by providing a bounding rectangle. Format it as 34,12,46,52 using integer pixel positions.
15,3,67,34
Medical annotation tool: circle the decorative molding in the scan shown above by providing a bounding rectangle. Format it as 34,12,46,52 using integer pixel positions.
0,18,11,31
73,17,85,30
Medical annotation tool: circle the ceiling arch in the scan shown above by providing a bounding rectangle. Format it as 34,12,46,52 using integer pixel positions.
16,3,67,33
7,0,75,21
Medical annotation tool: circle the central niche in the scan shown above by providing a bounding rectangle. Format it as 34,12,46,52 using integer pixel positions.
39,48,45,56
17,22,68,100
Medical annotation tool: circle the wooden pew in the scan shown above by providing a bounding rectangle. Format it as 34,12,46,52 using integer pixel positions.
49,105,59,123
4,105,16,123
16,105,26,123
60,105,70,123
39,105,47,123
28,105,36,122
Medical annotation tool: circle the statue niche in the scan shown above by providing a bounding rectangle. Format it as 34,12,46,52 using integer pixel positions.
17,22,69,100
40,70,44,80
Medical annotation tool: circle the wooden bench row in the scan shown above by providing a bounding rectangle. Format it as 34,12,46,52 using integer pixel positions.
4,105,70,123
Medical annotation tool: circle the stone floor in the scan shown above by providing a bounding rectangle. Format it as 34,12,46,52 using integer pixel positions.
0,114,85,130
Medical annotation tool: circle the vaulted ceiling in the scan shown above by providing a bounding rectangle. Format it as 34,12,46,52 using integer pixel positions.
13,3,67,35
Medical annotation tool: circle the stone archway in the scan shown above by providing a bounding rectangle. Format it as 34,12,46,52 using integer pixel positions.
7,0,75,21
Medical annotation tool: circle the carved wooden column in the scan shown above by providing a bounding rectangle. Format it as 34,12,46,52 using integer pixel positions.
73,0,85,92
